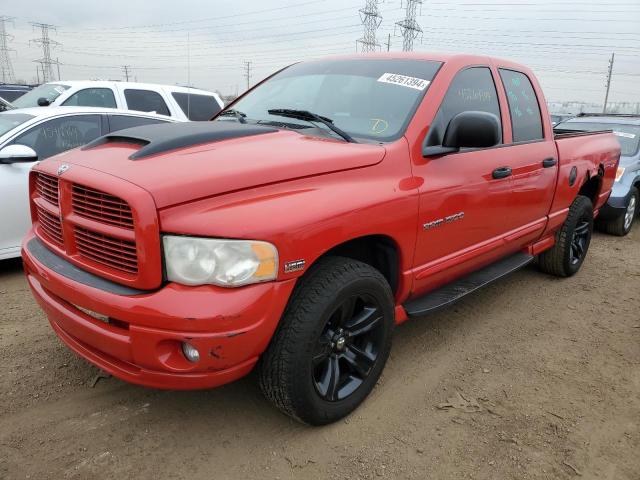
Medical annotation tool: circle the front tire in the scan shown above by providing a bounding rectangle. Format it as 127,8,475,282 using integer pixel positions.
597,187,638,236
538,195,594,277
258,256,395,425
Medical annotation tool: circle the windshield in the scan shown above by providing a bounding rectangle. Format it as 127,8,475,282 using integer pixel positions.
12,83,70,108
559,121,640,157
0,113,34,137
218,59,442,142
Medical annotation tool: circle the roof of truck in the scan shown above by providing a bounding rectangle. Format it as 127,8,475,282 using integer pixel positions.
318,51,527,69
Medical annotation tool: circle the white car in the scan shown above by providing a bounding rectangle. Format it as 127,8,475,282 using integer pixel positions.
0,106,179,260
11,81,224,122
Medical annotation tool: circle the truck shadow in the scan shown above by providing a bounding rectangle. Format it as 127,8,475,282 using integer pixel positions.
87,263,544,437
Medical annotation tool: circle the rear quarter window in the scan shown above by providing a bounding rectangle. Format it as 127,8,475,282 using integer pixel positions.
499,69,544,143
124,89,171,117
172,92,221,121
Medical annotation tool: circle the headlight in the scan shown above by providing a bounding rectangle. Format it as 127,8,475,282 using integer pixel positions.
163,235,278,287
615,167,625,182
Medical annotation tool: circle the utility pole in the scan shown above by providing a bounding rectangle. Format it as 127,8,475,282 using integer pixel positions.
122,65,132,82
603,52,615,114
30,22,61,83
0,16,16,83
396,0,423,52
385,33,391,52
357,0,382,53
244,61,252,90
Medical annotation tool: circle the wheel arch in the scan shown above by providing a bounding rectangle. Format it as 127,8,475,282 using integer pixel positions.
309,234,401,295
578,169,603,205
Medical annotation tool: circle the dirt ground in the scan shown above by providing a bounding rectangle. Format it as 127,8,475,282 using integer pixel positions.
1,227,639,480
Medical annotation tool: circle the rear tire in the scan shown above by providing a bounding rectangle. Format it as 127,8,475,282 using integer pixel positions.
596,187,638,236
539,195,593,277
258,256,395,425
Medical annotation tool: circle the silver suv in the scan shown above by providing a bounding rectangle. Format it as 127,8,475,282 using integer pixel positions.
557,114,640,236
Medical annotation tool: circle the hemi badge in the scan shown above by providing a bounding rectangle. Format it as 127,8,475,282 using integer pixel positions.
284,260,306,273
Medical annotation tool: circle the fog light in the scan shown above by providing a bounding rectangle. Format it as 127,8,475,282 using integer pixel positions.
181,342,200,363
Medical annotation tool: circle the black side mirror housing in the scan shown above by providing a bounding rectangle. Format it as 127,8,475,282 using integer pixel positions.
423,111,501,157
443,111,501,149
37,97,50,106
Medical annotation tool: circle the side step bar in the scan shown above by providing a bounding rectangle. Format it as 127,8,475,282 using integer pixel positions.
403,252,534,317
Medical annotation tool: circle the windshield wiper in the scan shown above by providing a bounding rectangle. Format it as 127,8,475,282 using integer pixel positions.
218,108,247,124
267,108,357,143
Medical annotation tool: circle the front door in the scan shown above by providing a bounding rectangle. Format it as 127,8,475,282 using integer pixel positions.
411,66,518,295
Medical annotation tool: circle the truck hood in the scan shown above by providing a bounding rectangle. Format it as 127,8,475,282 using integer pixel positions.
52,128,386,208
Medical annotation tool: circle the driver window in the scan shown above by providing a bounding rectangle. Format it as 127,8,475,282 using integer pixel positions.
62,88,117,108
9,115,102,160
425,67,502,147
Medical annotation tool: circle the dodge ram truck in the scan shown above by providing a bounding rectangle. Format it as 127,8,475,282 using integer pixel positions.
21,53,620,425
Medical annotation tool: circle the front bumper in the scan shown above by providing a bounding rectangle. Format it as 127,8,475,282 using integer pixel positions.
22,232,296,390
599,185,632,221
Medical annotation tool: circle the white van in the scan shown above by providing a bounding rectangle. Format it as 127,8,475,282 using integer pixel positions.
11,81,224,121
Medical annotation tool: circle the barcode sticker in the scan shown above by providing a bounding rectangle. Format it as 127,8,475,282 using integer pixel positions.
377,73,430,91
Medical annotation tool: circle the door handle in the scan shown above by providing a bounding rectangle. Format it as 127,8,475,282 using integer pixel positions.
492,167,512,179
542,157,557,168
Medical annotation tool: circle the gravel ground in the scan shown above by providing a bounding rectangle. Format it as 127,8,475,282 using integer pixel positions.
1,227,639,480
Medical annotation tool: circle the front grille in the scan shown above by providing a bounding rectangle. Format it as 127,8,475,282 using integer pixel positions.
74,227,138,275
72,184,134,229
36,206,63,247
35,173,59,205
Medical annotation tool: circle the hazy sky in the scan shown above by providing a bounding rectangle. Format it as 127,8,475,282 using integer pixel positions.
2,0,639,105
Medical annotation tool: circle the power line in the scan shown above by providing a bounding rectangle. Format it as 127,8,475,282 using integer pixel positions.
30,22,61,83
396,0,423,52
357,0,382,53
0,16,16,83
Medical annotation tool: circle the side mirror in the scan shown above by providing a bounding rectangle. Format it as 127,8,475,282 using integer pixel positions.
0,144,38,164
443,111,501,149
423,111,501,157
37,97,51,106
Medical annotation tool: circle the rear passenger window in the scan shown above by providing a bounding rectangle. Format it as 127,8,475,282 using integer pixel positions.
62,88,117,108
108,115,169,133
172,92,222,121
124,89,170,116
499,69,543,142
425,67,502,146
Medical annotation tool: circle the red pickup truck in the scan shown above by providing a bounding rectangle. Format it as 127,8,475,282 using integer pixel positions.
22,53,620,425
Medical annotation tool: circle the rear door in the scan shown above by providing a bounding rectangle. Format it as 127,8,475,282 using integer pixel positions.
496,68,557,246
411,66,520,294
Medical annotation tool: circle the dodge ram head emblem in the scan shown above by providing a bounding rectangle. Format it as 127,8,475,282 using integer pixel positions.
57,164,70,176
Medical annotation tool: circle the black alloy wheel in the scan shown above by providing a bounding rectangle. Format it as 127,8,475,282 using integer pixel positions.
312,294,385,402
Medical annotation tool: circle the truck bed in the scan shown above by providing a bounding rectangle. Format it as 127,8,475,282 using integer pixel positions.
553,128,613,140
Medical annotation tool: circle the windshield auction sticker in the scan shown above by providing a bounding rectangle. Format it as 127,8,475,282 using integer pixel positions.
377,73,430,91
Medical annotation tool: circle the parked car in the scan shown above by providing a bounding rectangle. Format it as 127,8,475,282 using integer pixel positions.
0,96,13,112
556,113,640,235
10,81,223,121
21,53,620,425
0,107,178,260
550,113,574,126
0,83,33,103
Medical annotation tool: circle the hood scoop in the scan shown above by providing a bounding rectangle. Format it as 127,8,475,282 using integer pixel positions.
83,121,278,160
